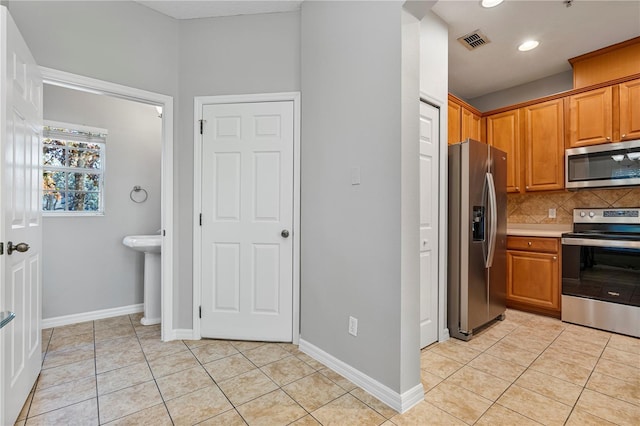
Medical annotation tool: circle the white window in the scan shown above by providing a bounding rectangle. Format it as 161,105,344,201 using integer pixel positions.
42,121,107,215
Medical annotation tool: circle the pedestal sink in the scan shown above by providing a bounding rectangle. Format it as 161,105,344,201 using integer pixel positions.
122,235,161,326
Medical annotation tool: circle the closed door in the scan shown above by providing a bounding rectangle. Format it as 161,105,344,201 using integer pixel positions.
461,108,481,142
420,102,439,348
1,8,43,426
486,109,521,193
447,100,462,145
619,79,640,141
568,86,613,147
200,101,294,341
523,99,564,191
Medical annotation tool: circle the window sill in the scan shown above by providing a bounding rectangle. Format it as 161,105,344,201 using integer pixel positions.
43,212,105,217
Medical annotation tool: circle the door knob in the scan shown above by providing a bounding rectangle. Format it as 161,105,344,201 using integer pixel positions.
7,241,29,255
281,230,290,238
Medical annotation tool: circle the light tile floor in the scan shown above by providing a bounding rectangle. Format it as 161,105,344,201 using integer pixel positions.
15,309,640,425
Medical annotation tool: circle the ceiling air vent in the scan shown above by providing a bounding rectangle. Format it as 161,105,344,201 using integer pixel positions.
457,30,491,50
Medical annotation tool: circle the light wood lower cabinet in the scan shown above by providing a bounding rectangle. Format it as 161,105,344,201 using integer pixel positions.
506,236,561,318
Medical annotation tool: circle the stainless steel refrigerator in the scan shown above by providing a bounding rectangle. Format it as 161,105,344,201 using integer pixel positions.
448,139,507,341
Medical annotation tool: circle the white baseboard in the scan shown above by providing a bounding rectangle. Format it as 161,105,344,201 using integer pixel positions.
170,329,197,340
440,327,450,342
42,304,144,329
298,339,424,414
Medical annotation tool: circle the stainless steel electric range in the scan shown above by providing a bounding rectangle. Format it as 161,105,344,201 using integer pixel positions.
561,208,640,337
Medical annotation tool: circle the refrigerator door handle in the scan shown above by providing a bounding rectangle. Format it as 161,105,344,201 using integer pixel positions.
485,172,498,268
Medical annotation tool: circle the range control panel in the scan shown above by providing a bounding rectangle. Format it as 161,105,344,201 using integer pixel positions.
574,208,640,224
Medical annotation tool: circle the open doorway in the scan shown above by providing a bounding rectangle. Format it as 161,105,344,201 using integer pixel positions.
40,68,175,340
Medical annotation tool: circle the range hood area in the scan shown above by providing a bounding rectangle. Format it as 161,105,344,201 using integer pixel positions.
566,139,640,190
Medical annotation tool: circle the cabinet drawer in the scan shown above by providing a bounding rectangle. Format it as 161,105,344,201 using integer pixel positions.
507,236,559,253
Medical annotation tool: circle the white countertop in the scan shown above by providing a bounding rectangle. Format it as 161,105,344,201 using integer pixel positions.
507,224,572,238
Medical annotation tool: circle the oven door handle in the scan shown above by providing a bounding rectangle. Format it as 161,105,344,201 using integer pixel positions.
562,237,640,249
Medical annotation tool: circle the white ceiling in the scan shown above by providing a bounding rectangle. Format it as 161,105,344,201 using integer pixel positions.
134,0,640,100
432,0,640,100
136,0,303,20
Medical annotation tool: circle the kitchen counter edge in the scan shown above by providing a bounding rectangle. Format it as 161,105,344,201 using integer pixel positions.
506,225,572,238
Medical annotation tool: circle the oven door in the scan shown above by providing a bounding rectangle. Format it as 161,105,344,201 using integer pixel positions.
561,236,640,337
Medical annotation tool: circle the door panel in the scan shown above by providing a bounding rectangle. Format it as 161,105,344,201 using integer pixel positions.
524,99,564,191
419,102,439,348
619,79,640,141
200,101,293,342
568,86,613,147
1,8,43,426
465,141,489,332
489,146,507,320
486,110,521,193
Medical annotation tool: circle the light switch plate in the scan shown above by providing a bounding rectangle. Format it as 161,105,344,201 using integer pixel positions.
549,208,556,219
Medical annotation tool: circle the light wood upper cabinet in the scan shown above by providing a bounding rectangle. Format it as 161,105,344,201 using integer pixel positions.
486,109,521,193
448,94,483,145
462,108,482,142
448,100,462,145
568,86,613,147
619,78,640,141
523,99,565,191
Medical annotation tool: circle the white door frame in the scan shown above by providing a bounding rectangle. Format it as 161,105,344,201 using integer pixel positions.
420,91,449,342
39,67,175,341
193,92,301,343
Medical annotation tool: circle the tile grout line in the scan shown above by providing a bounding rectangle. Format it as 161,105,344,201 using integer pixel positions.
486,322,573,426
561,328,610,423
93,319,100,425
186,339,249,425
561,332,638,425
428,316,567,425
133,317,176,426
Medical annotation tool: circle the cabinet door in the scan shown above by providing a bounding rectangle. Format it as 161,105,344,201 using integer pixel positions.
507,250,559,312
462,107,482,142
619,79,640,141
523,99,565,191
448,100,462,145
568,86,613,147
486,109,521,193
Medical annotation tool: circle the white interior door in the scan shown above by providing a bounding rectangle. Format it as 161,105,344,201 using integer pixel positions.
0,7,43,426
420,101,439,348
200,101,294,342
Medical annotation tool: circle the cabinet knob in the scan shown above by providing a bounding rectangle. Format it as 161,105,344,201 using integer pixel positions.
525,186,529,190
622,134,627,138
515,187,520,191
553,256,557,260
606,136,611,141
528,241,532,246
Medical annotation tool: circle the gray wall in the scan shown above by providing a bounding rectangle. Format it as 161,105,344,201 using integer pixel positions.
8,1,179,96
466,70,573,112
400,8,422,394
301,0,420,394
176,11,301,328
9,1,300,328
42,85,161,318
419,11,449,344
8,0,182,322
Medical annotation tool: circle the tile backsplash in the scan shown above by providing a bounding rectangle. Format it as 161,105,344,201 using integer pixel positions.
507,187,640,224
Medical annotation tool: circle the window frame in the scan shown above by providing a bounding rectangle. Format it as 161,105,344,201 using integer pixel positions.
42,120,108,217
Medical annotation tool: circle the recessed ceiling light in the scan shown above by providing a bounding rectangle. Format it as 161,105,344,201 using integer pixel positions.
481,0,504,8
518,40,540,52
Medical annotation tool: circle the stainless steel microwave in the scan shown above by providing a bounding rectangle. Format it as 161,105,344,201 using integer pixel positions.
565,139,640,189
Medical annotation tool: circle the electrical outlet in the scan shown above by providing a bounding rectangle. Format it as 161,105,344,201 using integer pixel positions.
348,316,358,336
548,208,557,219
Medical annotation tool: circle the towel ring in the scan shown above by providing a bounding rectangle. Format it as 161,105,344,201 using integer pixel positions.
130,185,148,203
